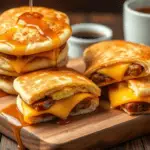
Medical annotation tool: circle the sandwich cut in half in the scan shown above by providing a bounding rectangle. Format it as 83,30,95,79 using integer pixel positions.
84,40,150,87
109,76,150,115
14,69,100,124
0,7,72,76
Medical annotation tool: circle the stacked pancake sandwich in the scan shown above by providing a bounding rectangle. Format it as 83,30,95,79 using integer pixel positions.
84,40,150,115
0,7,71,95
13,69,100,124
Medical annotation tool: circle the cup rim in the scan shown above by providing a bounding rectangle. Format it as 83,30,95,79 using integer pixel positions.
124,0,150,18
69,23,113,44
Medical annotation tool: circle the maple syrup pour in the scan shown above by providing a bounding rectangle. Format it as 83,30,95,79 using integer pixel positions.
29,0,33,12
1,104,28,150
18,12,61,43
0,27,27,52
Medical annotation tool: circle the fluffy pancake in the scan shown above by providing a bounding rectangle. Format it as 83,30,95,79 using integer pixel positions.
84,40,150,87
0,44,68,75
0,75,16,95
0,7,72,55
14,69,100,104
0,68,18,77
128,76,150,97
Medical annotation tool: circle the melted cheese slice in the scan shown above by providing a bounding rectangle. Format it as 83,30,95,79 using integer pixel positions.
35,50,57,60
109,83,150,108
10,57,33,73
21,93,95,123
9,50,59,73
98,63,130,81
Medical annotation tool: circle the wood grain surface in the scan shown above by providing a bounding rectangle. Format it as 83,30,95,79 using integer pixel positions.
0,135,18,150
1,96,150,150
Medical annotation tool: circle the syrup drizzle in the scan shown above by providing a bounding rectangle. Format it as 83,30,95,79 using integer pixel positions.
18,12,61,42
29,0,33,12
0,3,70,55
1,104,28,150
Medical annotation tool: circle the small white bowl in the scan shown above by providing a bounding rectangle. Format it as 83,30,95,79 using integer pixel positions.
68,23,113,58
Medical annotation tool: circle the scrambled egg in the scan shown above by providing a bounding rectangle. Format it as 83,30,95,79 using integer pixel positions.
51,87,87,100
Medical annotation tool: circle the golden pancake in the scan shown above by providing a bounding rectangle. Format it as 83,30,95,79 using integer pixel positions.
129,76,150,97
13,69,100,104
0,7,72,55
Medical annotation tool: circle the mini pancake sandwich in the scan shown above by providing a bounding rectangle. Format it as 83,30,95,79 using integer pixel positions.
84,40,150,87
0,7,71,95
14,69,100,124
109,76,150,115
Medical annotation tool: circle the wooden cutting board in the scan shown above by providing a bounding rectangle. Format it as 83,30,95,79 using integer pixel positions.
0,58,150,150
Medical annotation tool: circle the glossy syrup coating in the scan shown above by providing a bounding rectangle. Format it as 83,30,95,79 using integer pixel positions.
0,7,72,55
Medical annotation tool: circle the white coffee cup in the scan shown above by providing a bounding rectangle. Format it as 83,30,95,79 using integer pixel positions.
68,23,113,58
124,0,150,45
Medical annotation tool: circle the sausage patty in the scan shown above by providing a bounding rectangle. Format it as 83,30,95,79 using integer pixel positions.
125,63,143,76
32,97,55,111
32,97,92,112
91,73,112,84
122,102,150,112
72,98,91,113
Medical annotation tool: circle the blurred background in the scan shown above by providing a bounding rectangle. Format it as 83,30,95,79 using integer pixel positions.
0,0,126,39
1,0,125,12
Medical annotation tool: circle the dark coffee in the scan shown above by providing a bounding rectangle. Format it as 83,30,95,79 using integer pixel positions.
136,7,150,14
73,31,104,39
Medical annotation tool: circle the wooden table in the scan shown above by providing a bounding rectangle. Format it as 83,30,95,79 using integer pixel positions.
0,13,150,150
